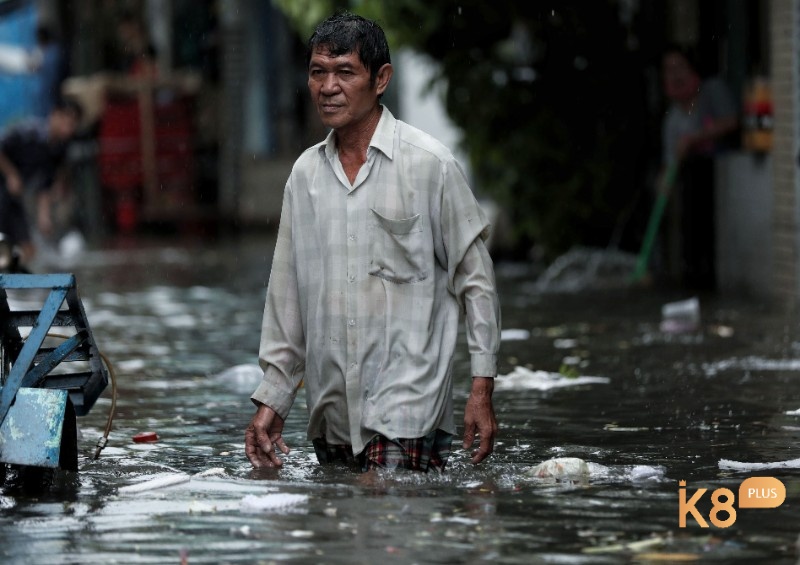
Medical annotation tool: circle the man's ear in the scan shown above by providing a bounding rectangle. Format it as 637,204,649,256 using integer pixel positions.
375,63,393,96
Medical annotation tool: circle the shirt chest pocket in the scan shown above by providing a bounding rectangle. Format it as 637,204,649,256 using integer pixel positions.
368,209,429,284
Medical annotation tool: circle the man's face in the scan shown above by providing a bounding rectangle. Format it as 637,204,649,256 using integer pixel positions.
308,46,389,131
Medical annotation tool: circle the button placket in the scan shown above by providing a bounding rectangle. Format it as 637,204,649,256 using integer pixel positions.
344,190,362,444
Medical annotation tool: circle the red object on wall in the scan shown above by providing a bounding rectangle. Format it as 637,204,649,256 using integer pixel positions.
98,92,195,231
98,97,142,191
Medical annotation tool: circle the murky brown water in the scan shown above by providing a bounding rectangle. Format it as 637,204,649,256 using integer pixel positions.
2,234,800,564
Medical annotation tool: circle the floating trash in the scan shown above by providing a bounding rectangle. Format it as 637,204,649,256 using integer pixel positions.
525,457,591,480
500,329,530,341
660,297,700,334
240,493,309,513
523,457,666,484
719,458,800,471
133,431,159,443
495,366,610,391
702,356,800,376
118,473,192,494
582,534,668,555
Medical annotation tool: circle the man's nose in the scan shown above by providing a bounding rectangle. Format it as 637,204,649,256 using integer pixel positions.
321,73,340,94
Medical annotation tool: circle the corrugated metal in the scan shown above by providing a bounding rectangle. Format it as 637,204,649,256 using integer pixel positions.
795,0,800,301
768,0,799,303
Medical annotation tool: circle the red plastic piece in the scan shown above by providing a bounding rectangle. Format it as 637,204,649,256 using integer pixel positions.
132,431,159,443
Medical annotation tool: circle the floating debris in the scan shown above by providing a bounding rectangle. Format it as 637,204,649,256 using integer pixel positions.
523,457,666,484
240,493,309,513
702,357,800,376
118,473,192,494
133,431,159,443
583,534,667,554
719,458,800,471
525,457,591,480
500,329,530,341
660,297,700,334
496,366,609,391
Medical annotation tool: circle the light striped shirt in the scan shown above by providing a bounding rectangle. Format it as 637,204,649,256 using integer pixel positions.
252,107,500,454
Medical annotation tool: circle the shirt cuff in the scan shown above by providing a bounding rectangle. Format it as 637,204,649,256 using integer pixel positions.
250,367,297,420
471,353,497,378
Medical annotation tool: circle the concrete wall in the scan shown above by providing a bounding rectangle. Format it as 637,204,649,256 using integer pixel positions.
716,153,773,298
239,157,293,226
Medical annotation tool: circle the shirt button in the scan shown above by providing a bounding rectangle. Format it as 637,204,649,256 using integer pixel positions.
348,233,356,241
348,319,355,327
348,275,355,282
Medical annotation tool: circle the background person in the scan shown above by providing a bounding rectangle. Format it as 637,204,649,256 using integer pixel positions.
660,44,739,290
0,98,82,262
116,11,158,78
245,13,501,474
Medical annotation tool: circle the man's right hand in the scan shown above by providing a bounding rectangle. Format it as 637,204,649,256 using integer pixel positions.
245,403,290,468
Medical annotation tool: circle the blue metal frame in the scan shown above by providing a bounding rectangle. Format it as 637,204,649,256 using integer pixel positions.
0,274,108,469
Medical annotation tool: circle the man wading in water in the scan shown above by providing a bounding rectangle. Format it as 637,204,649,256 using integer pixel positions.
245,13,501,473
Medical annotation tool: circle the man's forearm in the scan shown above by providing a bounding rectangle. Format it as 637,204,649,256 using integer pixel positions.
471,375,494,396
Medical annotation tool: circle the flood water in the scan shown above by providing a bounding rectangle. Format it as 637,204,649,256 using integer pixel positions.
3,234,800,564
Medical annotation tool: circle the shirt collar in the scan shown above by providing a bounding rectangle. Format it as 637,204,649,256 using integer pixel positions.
369,105,395,160
321,105,396,161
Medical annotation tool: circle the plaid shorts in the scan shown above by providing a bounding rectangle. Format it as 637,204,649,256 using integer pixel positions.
312,429,453,473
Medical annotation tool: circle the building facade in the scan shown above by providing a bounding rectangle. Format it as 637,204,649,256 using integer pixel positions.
9,0,800,303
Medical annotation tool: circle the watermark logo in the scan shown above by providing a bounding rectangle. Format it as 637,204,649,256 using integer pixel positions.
679,478,786,528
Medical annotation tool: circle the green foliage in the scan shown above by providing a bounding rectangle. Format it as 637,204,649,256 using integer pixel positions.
273,0,338,40
275,0,648,259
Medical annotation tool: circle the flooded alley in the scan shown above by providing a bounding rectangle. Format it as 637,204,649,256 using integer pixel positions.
2,235,800,564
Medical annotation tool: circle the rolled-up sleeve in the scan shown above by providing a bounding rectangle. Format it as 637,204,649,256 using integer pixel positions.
440,160,501,378
454,237,500,377
251,182,306,418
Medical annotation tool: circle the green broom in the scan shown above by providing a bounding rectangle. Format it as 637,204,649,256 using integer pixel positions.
630,161,679,283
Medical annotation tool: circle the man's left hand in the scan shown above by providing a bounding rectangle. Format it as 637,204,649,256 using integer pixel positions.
462,376,497,464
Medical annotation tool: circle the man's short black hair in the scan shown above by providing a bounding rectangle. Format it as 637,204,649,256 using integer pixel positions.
306,12,391,85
